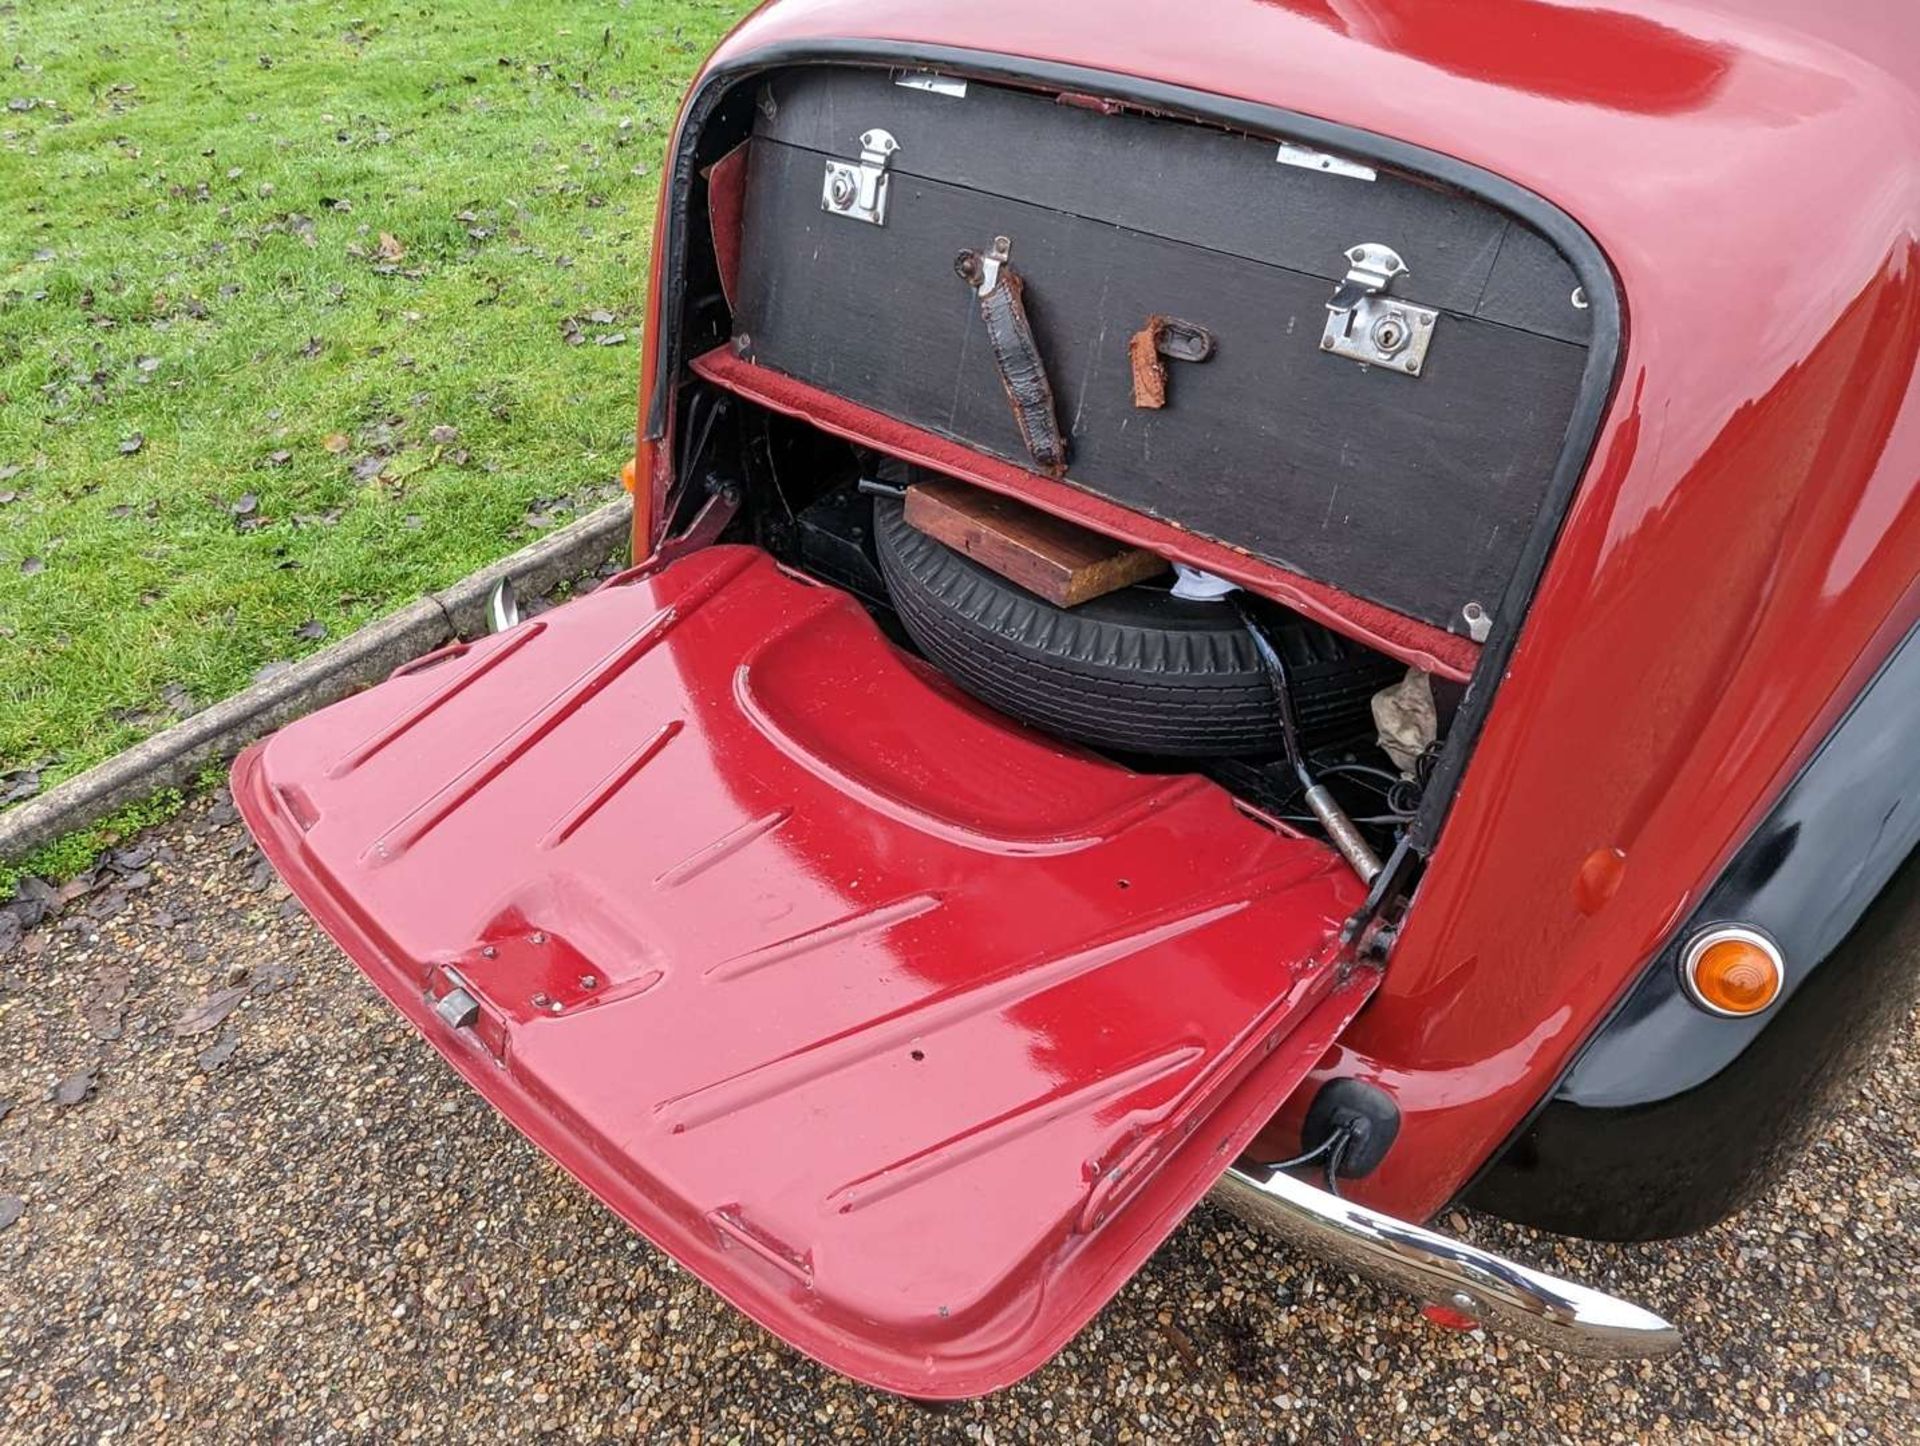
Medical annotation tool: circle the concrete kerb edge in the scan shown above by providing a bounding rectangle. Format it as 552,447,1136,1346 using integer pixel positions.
0,496,633,866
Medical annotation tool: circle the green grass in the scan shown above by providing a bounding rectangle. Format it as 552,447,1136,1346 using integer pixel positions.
0,0,745,797
0,789,183,899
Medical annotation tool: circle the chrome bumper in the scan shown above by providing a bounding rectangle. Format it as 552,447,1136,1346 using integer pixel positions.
1209,1159,1682,1358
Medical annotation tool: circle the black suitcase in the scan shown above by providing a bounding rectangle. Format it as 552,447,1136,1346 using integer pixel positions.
730,65,1594,635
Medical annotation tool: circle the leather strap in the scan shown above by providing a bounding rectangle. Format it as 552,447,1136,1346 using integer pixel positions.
1130,314,1216,409
957,241,1068,475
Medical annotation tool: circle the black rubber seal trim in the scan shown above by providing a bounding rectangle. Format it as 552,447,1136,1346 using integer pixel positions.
644,39,1626,870
1453,610,1920,1229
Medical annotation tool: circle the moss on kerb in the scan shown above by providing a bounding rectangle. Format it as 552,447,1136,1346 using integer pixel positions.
0,790,187,902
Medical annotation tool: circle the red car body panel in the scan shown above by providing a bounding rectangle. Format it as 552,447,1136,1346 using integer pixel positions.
233,0,1920,1393
632,0,1920,1223
233,547,1378,1396
687,346,1483,680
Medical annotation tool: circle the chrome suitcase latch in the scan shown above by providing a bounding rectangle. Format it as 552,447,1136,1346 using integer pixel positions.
1321,243,1437,377
821,128,899,226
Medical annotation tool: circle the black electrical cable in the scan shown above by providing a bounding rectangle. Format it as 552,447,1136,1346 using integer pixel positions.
1259,1125,1361,1199
678,390,728,487
1322,1132,1352,1197
1233,600,1384,882
1231,599,1312,792
1318,763,1405,788
1264,1134,1339,1172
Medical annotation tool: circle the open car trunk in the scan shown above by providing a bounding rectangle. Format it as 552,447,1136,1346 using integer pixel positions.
234,546,1380,1397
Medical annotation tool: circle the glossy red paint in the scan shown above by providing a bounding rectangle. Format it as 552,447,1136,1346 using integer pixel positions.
690,345,1478,679
654,0,1920,1223
233,546,1375,1396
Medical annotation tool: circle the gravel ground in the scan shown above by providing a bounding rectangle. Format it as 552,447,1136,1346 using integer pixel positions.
1,793,1915,1442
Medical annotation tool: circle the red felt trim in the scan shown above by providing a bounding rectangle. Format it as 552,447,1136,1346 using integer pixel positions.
691,346,1479,681
702,142,749,312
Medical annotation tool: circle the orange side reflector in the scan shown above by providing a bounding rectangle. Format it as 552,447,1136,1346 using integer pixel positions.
1683,928,1783,1016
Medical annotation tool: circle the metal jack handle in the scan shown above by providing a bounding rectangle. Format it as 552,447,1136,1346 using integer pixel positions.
1235,599,1382,884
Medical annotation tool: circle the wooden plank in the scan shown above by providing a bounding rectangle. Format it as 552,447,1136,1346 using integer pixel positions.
733,134,1588,632
904,479,1168,607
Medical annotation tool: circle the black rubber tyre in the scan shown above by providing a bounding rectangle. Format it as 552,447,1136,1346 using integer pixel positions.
872,497,1283,756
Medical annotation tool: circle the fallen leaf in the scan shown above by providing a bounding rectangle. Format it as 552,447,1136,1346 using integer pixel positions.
586,309,616,325
322,432,352,454
172,985,248,1037
84,960,132,1036
1158,1321,1203,1370
19,556,43,577
118,433,145,455
592,332,627,347
197,1032,240,1071
89,963,132,1008
0,910,20,957
231,492,258,516
428,424,459,445
8,876,55,929
265,449,293,467
0,1197,21,1232
0,492,17,506
299,336,324,359
376,231,407,262
351,455,389,482
294,619,327,641
51,1068,98,1107
252,659,294,685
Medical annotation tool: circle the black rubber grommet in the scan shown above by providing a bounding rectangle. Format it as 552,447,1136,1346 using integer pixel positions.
1302,1078,1403,1179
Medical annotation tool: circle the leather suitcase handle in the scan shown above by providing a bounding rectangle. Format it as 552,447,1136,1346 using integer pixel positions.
956,237,1068,476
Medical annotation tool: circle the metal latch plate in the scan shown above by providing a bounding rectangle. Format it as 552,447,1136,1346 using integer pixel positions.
895,71,967,98
1321,243,1438,377
821,128,898,226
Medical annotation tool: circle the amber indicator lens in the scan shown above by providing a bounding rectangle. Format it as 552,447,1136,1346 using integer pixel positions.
1681,927,1783,1017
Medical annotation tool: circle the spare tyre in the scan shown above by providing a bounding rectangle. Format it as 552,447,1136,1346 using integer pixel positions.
872,495,1287,757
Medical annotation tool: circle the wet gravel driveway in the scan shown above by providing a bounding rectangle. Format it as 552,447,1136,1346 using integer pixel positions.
2,793,1915,1441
